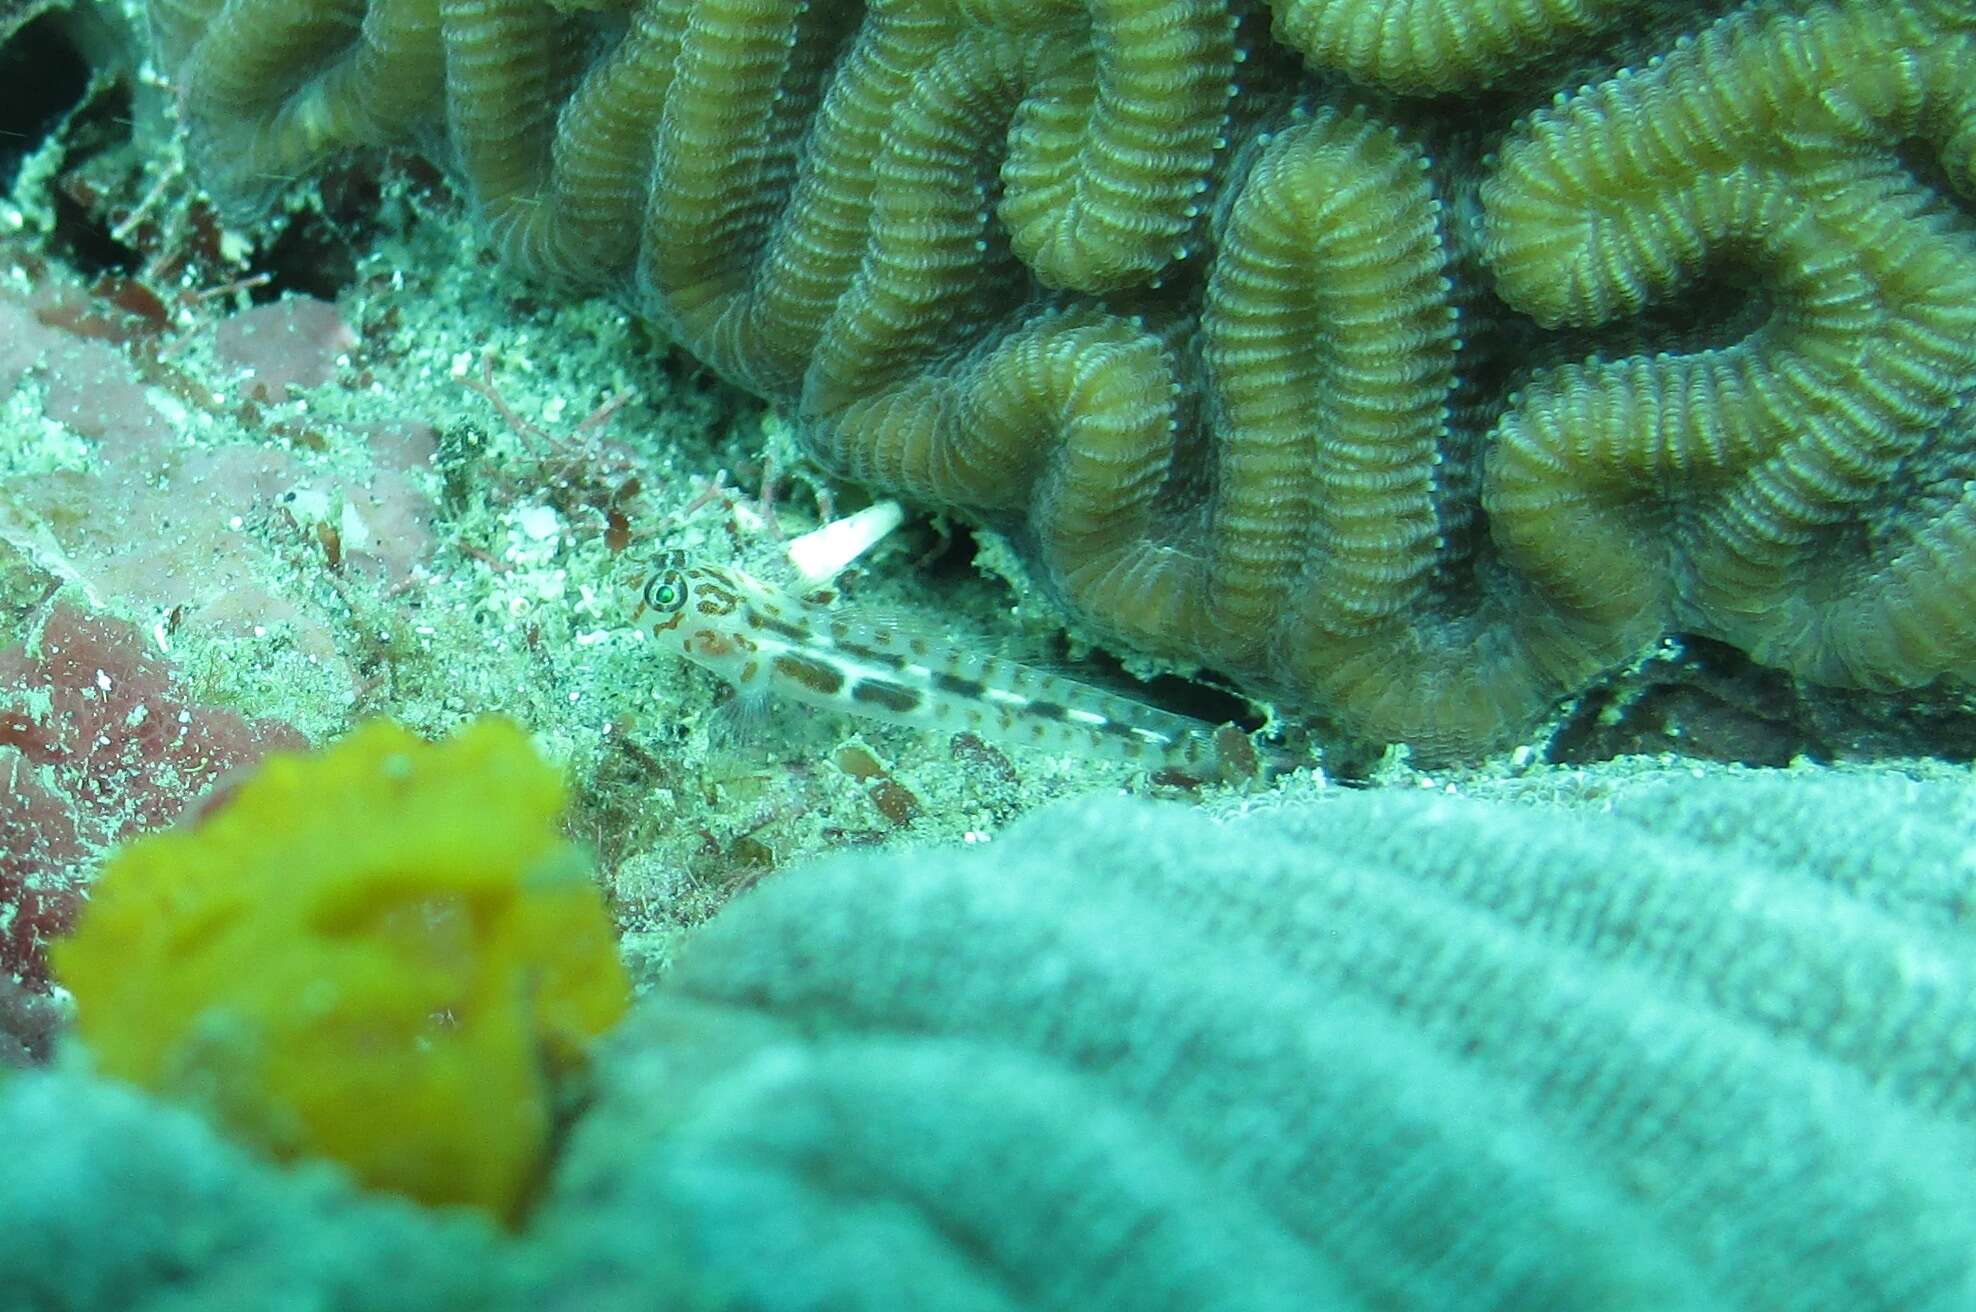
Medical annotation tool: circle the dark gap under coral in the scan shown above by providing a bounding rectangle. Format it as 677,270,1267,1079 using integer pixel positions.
0,10,91,196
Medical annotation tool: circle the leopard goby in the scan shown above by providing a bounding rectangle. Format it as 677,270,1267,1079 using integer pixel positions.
153,0,1976,760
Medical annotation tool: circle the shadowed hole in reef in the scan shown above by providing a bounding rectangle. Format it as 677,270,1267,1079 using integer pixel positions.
37,82,143,278
0,12,91,197
1538,633,1976,769
11,5,434,308
1546,636,1816,768
1894,137,1973,230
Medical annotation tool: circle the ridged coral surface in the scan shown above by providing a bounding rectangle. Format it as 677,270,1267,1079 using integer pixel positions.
5,772,1976,1307
151,0,1976,759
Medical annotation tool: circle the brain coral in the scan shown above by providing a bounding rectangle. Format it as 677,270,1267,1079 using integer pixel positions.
6,772,1976,1307
151,0,1976,759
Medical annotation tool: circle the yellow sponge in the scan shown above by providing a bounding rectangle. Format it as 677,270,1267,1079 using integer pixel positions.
53,717,630,1223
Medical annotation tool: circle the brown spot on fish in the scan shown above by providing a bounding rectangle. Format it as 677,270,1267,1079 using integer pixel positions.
851,678,922,714
749,608,810,645
931,670,985,700
837,637,907,670
694,581,741,615
688,629,734,659
774,653,848,696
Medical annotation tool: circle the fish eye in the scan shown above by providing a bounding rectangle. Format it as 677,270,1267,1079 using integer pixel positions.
643,572,686,613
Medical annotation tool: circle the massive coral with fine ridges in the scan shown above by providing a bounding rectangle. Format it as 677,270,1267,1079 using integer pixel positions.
5,772,1976,1307
149,0,1976,759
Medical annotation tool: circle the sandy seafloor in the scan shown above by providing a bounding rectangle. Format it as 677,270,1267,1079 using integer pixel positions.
6,2,1976,1306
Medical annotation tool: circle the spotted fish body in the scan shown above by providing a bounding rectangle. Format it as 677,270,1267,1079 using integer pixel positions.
634,550,1252,777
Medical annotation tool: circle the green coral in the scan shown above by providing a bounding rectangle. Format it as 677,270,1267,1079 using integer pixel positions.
8,770,1976,1308
148,0,1976,761
610,780,1976,1308
1265,0,1661,92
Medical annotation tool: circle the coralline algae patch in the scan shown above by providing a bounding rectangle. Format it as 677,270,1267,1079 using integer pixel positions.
0,97,1270,1015
0,601,306,1019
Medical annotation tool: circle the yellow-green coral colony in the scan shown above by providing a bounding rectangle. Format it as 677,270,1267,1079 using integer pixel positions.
154,0,1976,759
53,719,631,1224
